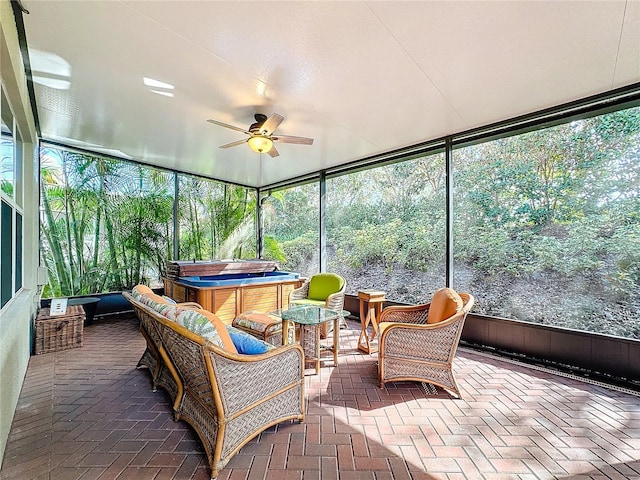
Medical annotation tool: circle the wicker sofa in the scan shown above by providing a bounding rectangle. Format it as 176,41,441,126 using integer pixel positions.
123,287,305,479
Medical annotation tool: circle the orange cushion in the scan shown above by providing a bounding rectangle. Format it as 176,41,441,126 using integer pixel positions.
132,284,153,296
196,309,238,354
427,288,463,324
146,293,171,305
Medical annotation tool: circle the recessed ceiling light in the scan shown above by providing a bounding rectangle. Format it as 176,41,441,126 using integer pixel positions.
150,90,174,98
143,77,174,90
29,49,72,90
32,76,71,90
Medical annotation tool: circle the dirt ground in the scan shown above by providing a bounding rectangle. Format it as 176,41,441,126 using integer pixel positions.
330,262,640,340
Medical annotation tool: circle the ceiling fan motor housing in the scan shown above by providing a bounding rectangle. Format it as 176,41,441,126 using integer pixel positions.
250,113,268,133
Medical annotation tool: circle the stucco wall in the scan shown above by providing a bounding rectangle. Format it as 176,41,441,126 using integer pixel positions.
0,0,39,465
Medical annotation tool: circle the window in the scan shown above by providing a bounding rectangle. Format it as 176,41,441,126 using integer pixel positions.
453,106,640,339
39,145,260,297
35,89,640,344
1,200,12,307
1,90,22,309
1,113,15,199
15,212,22,292
262,182,319,276
326,152,446,302
177,175,257,261
40,146,175,295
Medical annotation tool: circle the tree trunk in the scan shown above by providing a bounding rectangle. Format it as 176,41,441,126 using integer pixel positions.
41,184,71,295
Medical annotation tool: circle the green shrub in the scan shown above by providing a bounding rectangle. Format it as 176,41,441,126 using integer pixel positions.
607,225,640,299
280,232,318,272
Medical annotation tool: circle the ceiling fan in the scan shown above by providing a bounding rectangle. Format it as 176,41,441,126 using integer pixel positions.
207,113,314,157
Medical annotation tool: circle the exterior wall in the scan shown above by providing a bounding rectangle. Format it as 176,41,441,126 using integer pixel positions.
344,295,639,382
461,313,640,382
0,0,39,465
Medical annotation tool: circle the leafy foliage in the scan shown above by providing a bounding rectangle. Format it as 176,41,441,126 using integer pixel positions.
261,185,319,276
266,108,640,339
40,148,256,295
178,176,256,261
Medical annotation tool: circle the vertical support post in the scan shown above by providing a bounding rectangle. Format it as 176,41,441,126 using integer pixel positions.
257,187,263,258
319,171,327,273
173,173,179,260
445,137,454,288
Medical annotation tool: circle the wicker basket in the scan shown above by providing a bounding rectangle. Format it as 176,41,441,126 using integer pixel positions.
35,305,85,354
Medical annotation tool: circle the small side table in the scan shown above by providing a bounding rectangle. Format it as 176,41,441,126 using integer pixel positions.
358,290,385,354
272,306,345,374
68,297,100,325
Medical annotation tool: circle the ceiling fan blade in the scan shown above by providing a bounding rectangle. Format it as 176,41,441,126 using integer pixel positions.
260,113,285,135
207,119,249,134
219,139,248,149
273,135,314,145
267,144,280,158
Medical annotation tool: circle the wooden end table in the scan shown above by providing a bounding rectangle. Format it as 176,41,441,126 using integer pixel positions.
358,290,385,354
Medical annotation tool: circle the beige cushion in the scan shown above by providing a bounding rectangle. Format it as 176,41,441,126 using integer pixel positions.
233,311,281,333
146,292,171,305
427,288,463,324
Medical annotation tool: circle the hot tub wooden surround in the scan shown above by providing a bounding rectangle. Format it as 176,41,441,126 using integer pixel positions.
163,260,302,324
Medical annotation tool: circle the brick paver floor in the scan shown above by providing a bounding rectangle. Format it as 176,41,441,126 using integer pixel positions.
1,314,638,480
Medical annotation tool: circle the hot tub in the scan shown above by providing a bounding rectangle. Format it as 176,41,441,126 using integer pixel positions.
163,262,303,323
178,271,300,288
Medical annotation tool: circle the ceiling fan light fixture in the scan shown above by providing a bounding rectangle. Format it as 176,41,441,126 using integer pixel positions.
248,135,273,154
209,113,312,158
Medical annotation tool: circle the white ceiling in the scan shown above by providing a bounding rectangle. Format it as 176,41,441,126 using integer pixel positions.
21,1,640,188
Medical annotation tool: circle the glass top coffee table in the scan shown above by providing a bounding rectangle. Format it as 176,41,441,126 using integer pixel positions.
270,305,348,374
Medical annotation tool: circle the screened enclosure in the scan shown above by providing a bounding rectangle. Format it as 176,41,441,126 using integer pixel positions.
39,101,640,342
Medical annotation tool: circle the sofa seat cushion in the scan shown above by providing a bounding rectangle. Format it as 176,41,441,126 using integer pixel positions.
233,311,282,333
175,308,238,353
427,288,463,324
226,326,273,355
307,273,344,301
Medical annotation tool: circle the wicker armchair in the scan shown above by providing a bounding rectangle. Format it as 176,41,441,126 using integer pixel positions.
289,272,346,337
377,289,474,399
